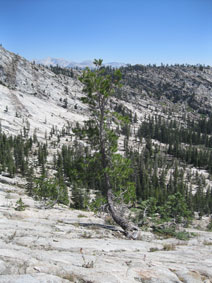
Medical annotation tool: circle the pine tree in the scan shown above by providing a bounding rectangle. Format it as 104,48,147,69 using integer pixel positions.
79,59,138,237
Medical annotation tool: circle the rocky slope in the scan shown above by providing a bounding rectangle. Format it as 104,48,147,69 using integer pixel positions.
1,45,212,139
1,46,212,282
0,176,212,283
0,45,89,140
119,64,212,116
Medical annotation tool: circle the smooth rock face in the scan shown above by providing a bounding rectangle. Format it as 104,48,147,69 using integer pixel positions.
0,180,212,283
0,274,70,283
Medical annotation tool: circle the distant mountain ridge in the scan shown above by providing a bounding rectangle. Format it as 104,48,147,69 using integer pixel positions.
35,57,126,69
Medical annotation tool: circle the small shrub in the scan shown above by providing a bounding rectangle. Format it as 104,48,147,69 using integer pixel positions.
149,244,176,252
152,225,176,238
15,198,26,211
159,192,193,223
207,218,212,231
153,225,192,241
70,185,89,210
81,231,92,239
174,231,191,241
162,244,176,251
80,248,94,268
78,214,87,218
203,240,212,246
32,177,69,206
149,247,159,252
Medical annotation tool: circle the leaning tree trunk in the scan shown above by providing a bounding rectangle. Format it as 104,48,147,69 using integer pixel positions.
104,172,139,238
99,99,139,238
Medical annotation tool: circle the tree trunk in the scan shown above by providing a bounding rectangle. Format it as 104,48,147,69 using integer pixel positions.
100,134,139,238
105,173,139,238
99,92,139,238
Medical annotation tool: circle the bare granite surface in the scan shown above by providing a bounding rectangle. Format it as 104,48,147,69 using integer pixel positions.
0,177,212,283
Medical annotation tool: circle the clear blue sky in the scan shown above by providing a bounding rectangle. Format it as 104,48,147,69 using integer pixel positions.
0,0,211,65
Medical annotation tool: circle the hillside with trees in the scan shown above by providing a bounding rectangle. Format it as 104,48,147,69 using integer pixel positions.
1,46,212,283
1,46,212,232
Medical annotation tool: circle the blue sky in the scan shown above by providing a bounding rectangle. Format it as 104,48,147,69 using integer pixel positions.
0,0,211,65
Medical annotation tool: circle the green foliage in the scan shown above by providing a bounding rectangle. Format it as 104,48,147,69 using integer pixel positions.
15,198,26,211
159,192,192,223
0,131,70,207
207,218,212,231
0,132,32,177
140,197,157,216
2,60,210,221
78,59,136,206
149,247,160,252
49,65,74,78
174,231,193,241
105,154,136,204
89,195,107,212
153,225,191,240
32,176,69,205
135,193,192,225
70,185,89,209
138,114,212,174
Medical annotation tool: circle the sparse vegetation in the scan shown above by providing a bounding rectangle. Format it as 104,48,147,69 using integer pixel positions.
152,225,192,240
149,247,160,252
149,244,176,252
78,214,87,218
203,240,212,245
162,244,176,251
80,248,94,268
81,231,92,239
15,198,26,211
207,218,212,231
